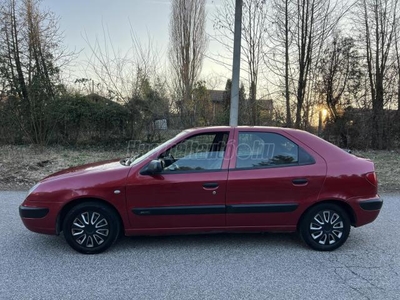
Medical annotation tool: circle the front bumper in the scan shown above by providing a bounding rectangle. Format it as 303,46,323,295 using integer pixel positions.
19,206,49,218
19,202,60,235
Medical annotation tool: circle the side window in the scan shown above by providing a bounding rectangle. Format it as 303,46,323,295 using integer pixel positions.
160,132,228,172
236,132,313,169
299,147,315,165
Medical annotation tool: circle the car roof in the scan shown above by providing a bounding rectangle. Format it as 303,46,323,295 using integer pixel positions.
183,126,354,163
184,125,287,131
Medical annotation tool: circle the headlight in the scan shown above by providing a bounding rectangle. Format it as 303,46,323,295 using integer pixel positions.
27,183,40,196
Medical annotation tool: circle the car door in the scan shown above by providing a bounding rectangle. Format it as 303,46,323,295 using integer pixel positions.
125,130,233,230
226,128,326,229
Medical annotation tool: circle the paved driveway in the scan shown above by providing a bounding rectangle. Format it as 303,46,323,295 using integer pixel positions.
1,191,399,299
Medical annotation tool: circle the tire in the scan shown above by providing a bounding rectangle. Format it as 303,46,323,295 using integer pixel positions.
62,202,120,254
299,203,350,251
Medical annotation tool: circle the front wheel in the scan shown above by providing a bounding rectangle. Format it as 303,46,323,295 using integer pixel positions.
63,202,120,254
299,203,350,251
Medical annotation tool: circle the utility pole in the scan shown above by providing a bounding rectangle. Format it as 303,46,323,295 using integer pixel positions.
229,0,242,126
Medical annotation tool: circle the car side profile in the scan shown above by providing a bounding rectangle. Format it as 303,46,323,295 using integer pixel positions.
19,126,382,254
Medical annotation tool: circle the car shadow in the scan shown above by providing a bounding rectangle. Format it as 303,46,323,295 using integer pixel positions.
23,229,371,255
111,232,305,253
17,231,305,256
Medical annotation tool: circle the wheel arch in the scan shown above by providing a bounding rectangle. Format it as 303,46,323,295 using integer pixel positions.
297,200,357,231
56,198,124,235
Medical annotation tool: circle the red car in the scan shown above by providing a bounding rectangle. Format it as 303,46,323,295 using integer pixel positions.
19,126,382,254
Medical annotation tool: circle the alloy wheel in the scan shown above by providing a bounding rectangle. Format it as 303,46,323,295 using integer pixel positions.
63,202,120,254
71,211,110,248
309,210,344,245
299,203,350,251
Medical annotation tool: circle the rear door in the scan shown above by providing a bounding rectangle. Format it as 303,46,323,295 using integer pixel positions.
226,128,326,229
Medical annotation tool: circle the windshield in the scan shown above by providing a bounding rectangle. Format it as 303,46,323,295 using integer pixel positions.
125,131,187,166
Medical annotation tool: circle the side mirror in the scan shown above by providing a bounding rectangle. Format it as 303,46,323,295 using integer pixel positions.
141,160,162,175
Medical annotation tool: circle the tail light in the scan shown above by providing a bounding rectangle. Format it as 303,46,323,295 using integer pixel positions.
364,172,377,187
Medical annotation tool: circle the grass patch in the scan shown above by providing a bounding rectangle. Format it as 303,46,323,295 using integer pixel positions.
0,145,127,190
353,150,400,193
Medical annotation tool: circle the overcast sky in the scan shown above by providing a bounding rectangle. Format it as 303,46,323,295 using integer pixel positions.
40,0,229,89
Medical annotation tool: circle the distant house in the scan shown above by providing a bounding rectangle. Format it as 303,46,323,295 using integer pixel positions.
86,93,114,105
208,90,227,118
207,89,274,121
208,90,226,103
257,99,274,112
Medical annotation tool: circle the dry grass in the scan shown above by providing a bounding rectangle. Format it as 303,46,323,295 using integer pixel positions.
353,150,400,193
0,145,127,190
0,145,399,192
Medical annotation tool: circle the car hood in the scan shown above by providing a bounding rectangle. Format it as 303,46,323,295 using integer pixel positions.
42,159,129,182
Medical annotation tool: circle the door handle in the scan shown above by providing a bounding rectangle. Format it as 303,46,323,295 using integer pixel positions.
203,182,219,189
292,178,308,185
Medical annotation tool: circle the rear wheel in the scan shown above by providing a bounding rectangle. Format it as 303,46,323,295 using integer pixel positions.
63,202,120,254
299,203,350,251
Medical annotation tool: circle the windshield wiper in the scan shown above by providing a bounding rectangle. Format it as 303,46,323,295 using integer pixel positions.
120,153,144,166
119,157,131,166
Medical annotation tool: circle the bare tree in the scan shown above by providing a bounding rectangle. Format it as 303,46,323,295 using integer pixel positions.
169,0,207,127
315,34,361,145
84,24,163,102
282,0,292,127
395,17,400,112
292,0,348,128
268,0,295,127
242,0,268,125
355,0,399,149
83,23,171,139
316,35,360,120
0,0,70,144
213,0,268,125
267,0,348,128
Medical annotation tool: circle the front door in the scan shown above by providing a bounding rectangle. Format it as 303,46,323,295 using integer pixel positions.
126,130,232,230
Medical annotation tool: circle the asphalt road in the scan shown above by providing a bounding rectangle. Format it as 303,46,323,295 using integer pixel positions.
0,191,399,300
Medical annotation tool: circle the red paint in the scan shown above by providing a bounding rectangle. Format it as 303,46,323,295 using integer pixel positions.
20,126,381,238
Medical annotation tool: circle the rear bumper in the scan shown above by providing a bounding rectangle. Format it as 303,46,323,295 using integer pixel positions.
359,198,383,211
352,196,383,227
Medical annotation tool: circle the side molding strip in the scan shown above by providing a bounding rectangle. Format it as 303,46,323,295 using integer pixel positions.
133,205,226,216
226,203,298,214
132,203,298,216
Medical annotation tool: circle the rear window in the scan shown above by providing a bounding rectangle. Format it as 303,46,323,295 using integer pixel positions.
236,132,314,169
